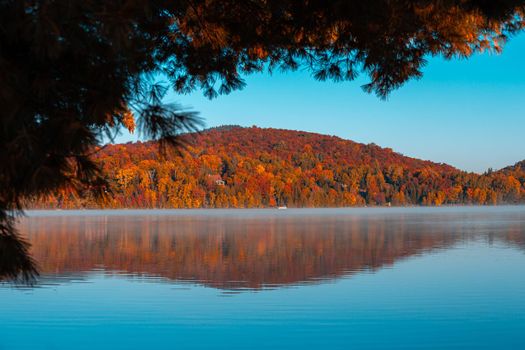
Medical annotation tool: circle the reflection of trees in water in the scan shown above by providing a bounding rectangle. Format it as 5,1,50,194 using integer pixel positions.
14,213,525,289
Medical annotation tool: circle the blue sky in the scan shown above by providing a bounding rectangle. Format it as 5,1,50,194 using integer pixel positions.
117,34,525,173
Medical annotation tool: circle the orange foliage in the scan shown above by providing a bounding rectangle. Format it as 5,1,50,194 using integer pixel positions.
30,126,525,208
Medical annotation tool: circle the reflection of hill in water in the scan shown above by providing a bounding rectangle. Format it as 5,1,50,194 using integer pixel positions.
18,211,525,290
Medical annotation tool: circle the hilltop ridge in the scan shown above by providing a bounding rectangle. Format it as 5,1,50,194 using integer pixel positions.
33,126,524,208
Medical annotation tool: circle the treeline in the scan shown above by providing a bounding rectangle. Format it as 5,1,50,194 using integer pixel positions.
29,127,525,208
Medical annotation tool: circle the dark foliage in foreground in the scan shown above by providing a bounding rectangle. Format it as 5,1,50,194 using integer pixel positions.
0,213,38,282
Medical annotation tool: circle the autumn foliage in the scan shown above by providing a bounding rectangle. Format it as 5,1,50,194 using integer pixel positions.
30,126,525,208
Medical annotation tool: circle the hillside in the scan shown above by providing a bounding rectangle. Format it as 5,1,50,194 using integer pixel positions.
31,126,525,208
500,160,525,173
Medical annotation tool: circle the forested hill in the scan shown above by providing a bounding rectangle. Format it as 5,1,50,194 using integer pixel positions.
499,160,525,173
32,126,525,208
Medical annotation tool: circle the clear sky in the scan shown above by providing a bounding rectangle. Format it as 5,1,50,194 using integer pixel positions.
117,34,525,173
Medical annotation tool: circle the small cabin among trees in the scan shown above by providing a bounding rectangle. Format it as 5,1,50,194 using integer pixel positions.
206,174,225,187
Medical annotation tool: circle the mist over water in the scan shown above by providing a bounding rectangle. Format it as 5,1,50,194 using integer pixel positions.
1,207,525,349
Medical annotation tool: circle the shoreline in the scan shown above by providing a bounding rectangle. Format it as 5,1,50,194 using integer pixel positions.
20,205,525,217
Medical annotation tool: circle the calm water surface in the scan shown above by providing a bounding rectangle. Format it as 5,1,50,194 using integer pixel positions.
1,207,525,349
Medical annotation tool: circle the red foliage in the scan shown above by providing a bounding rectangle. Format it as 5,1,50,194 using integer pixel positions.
30,126,525,208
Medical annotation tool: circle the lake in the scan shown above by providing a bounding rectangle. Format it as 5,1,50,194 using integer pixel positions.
1,207,525,349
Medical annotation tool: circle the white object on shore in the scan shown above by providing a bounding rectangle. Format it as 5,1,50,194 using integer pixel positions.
277,206,288,210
